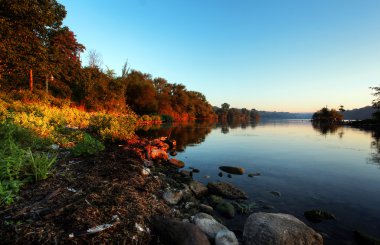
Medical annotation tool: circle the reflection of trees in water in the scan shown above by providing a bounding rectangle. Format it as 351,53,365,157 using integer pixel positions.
136,121,214,152
370,130,380,166
312,122,342,135
218,120,258,134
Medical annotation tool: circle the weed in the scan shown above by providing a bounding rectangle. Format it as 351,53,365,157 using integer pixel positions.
71,133,105,157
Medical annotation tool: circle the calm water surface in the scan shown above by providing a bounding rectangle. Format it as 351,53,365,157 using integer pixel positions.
137,120,380,244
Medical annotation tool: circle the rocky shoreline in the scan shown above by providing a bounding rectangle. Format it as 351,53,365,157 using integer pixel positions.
0,136,324,244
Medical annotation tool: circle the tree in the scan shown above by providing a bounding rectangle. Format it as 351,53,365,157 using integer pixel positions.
312,107,343,124
87,49,103,69
371,86,380,122
0,0,66,90
47,26,85,98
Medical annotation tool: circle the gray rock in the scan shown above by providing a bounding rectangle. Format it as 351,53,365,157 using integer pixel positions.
207,182,248,200
189,180,208,198
153,217,210,245
163,189,183,205
192,212,228,239
215,230,239,245
243,212,323,245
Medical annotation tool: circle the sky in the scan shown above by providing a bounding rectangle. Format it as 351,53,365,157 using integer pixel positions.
59,0,380,112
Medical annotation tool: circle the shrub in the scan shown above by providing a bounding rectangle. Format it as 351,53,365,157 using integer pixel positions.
89,112,137,141
71,133,105,157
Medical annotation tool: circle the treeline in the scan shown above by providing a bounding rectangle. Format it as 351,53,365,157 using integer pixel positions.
0,0,215,121
214,103,260,122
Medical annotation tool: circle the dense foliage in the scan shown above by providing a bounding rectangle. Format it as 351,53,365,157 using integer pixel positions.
214,103,260,122
0,1,215,121
312,107,343,124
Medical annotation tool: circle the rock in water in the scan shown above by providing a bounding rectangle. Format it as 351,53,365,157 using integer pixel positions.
243,212,323,245
192,213,228,239
216,202,236,218
304,209,336,223
168,158,185,168
207,182,248,199
152,217,210,245
189,180,208,198
163,189,183,205
219,166,245,175
215,230,239,245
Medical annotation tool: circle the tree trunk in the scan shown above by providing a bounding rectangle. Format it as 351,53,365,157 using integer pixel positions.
29,69,33,92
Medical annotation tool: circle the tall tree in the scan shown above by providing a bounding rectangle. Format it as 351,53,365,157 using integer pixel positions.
0,0,66,89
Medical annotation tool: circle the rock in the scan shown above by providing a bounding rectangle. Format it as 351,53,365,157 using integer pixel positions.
191,168,200,173
150,148,169,161
215,230,239,245
163,189,183,205
199,204,214,214
152,217,210,245
152,139,170,151
219,166,245,175
192,212,228,239
243,212,323,245
216,202,236,218
227,174,232,178
207,182,248,200
189,180,208,198
304,209,336,223
209,195,224,206
163,139,177,149
180,170,192,177
218,172,223,177
269,191,281,197
168,158,185,168
141,167,151,176
248,173,261,177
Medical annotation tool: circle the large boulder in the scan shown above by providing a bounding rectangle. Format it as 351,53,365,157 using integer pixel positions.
207,182,248,200
192,213,228,239
152,217,210,245
243,212,323,245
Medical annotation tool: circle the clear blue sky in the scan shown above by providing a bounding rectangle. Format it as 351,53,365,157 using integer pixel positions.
60,0,380,112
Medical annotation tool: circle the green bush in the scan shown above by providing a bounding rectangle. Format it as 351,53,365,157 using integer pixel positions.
71,133,105,157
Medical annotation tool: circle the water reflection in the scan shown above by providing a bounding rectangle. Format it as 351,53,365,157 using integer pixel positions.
136,121,214,152
312,122,342,135
370,130,380,165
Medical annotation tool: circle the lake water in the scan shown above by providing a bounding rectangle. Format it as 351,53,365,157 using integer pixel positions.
137,120,380,244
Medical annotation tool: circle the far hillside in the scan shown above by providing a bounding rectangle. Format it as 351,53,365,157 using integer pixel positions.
258,111,312,119
342,106,375,120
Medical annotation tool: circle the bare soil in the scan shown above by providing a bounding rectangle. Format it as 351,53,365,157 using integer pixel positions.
0,138,172,244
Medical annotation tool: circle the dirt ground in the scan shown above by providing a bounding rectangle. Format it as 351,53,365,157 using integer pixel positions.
0,139,173,244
